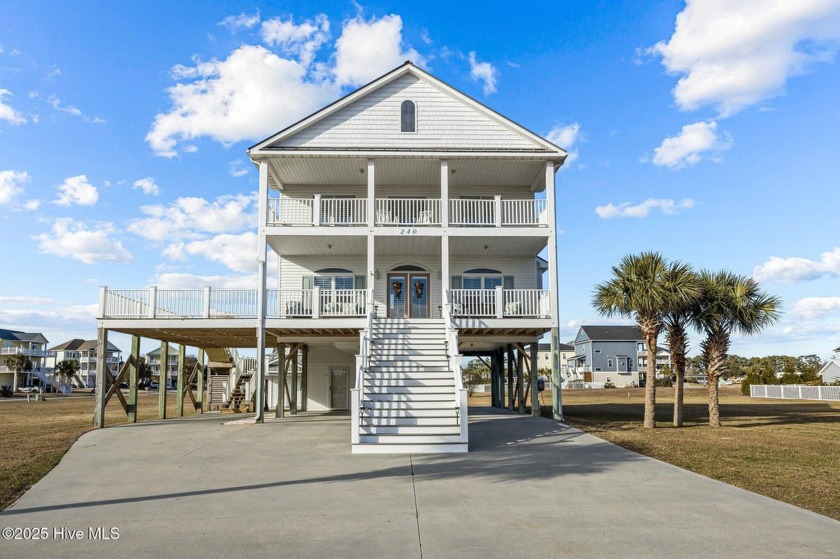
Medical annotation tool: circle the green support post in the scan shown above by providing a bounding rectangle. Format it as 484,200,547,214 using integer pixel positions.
300,345,308,412
517,349,525,414
551,328,564,421
158,341,168,419
276,343,285,418
530,342,540,417
490,353,497,408
93,327,108,428
196,349,205,413
176,344,185,417
128,335,140,423
507,344,514,411
290,347,298,415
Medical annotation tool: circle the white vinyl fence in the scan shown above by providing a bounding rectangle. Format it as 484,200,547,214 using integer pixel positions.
750,384,840,401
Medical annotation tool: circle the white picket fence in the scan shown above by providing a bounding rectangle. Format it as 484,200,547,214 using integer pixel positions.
750,384,840,401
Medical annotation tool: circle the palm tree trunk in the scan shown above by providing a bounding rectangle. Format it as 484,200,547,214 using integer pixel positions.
704,335,727,427
643,331,657,428
670,332,687,427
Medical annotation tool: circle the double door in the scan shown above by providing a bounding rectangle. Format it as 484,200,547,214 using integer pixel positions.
387,273,430,318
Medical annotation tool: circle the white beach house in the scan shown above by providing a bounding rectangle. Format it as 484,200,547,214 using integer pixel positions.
96,62,566,452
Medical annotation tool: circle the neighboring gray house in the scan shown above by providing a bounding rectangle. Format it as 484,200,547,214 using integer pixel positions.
567,325,643,387
818,359,840,384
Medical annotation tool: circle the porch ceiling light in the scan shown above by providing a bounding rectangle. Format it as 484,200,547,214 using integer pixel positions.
375,269,381,279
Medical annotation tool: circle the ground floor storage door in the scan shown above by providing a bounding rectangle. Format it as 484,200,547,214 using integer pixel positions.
330,367,349,410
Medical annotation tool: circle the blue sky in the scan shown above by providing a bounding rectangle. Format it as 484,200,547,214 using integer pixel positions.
1,1,839,359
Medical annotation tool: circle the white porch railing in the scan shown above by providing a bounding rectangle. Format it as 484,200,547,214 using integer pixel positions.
375,198,440,225
320,197,367,225
268,195,547,227
0,347,54,358
503,289,551,317
449,199,495,226
750,384,840,401
101,287,366,319
267,197,313,225
449,288,551,318
320,289,368,317
352,288,375,444
502,199,548,225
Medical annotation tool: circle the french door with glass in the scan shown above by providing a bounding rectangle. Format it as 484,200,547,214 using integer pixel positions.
387,273,429,318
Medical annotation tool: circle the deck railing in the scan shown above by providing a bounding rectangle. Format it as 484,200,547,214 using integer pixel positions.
375,198,440,225
268,195,548,227
101,287,549,320
101,287,366,319
449,199,496,226
449,288,551,318
321,198,367,225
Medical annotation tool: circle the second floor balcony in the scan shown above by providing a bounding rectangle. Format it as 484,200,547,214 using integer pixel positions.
0,347,54,358
100,287,551,321
267,196,548,228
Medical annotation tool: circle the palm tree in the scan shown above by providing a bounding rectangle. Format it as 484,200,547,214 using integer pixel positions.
693,270,781,427
54,359,80,390
593,252,671,428
661,263,702,427
6,353,32,392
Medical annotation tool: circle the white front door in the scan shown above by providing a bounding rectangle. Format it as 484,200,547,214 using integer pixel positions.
330,367,349,409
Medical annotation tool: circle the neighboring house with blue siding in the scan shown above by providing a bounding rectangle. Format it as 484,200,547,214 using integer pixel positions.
567,325,643,387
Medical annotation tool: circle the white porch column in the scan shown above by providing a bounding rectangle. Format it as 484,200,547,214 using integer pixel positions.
545,161,558,326
440,160,449,226
367,234,375,315
367,159,375,227
254,161,269,423
441,234,450,314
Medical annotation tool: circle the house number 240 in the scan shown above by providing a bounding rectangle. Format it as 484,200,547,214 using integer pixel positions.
400,228,418,235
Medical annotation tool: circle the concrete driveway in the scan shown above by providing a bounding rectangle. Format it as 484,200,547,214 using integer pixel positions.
1,409,838,558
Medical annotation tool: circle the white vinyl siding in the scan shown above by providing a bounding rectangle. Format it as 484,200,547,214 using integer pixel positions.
272,75,543,151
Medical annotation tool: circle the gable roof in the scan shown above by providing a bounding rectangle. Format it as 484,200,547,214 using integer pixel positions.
578,325,644,342
146,345,178,357
539,342,574,352
0,329,47,344
50,339,121,352
248,61,568,158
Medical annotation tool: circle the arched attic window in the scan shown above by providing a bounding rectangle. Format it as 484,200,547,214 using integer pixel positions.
400,100,416,132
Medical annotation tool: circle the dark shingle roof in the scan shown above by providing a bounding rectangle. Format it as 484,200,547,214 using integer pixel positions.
50,339,121,352
580,325,643,342
538,343,574,352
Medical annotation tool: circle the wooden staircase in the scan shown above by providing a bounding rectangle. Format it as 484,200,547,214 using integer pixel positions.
352,318,467,454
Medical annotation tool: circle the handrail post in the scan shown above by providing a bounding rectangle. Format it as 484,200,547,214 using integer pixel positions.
313,286,321,318
203,286,211,318
148,286,157,319
313,194,321,226
495,286,504,318
494,195,502,227
98,286,107,319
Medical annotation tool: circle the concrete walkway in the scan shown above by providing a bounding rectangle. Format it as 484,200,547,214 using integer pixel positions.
1,409,838,558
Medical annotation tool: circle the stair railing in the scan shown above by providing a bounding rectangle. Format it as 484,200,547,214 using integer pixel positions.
443,295,468,443
351,287,375,444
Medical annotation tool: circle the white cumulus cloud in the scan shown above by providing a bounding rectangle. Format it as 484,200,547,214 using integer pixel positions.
0,89,27,125
152,272,257,290
261,14,330,66
132,177,160,196
467,51,498,95
219,11,261,33
333,14,421,88
649,0,840,116
0,169,30,206
54,175,99,206
753,247,840,283
146,45,339,157
162,232,259,273
651,121,732,169
595,198,695,219
34,218,132,264
128,193,256,242
545,123,581,166
790,297,840,319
